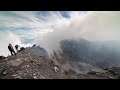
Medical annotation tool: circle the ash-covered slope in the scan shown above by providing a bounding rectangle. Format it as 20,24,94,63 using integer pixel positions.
0,45,76,79
0,45,120,79
60,39,120,69
0,45,85,79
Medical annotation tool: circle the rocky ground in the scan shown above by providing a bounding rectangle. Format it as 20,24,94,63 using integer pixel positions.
0,45,120,79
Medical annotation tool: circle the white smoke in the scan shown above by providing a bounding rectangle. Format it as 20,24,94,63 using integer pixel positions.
33,11,93,54
33,11,120,55
1,11,120,56
0,31,31,56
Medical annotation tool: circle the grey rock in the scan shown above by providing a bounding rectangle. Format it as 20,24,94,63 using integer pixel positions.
9,59,23,67
3,70,8,75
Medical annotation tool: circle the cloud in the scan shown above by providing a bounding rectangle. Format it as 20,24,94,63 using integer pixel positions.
1,11,120,56
33,11,120,55
0,30,32,56
0,31,21,56
0,11,72,56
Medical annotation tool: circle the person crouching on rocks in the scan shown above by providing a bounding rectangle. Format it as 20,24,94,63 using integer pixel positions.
15,45,20,53
8,44,16,56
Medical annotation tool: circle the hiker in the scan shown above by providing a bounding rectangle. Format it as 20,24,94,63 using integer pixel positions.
15,45,19,52
19,47,25,52
33,44,36,47
8,44,16,56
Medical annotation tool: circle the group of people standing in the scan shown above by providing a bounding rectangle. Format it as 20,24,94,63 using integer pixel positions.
8,44,20,56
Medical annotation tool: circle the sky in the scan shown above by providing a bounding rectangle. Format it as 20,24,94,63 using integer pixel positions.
0,11,120,56
0,11,87,43
0,11,89,56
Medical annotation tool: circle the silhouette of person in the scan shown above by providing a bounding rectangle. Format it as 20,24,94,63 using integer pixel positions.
15,45,19,52
8,44,16,56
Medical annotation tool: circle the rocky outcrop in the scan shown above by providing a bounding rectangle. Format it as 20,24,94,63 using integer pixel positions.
0,45,120,79
0,56,5,60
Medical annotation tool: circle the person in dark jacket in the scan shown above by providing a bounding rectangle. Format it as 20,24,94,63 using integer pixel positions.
8,44,16,56
15,45,19,52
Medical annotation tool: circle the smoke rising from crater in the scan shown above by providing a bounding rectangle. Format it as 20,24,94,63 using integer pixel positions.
1,11,120,56
34,11,120,55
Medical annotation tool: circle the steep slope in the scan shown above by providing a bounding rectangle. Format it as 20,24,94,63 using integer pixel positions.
0,45,119,79
0,46,71,79
0,45,83,79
